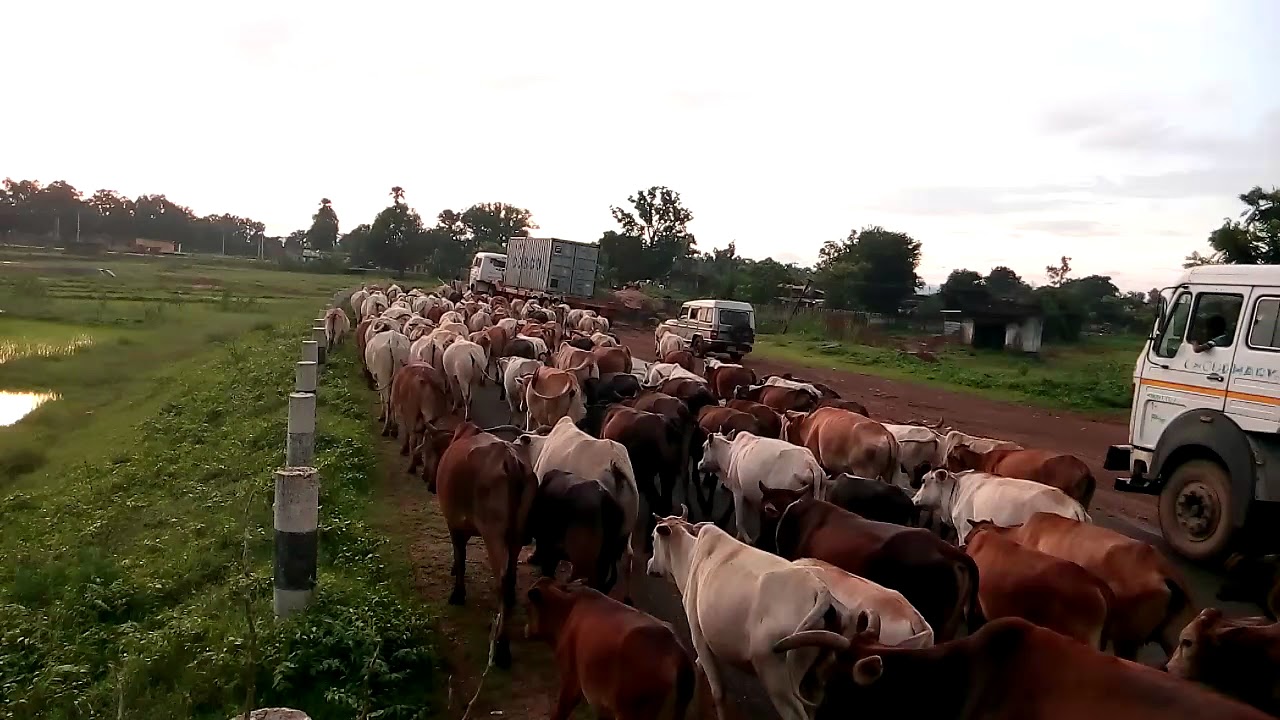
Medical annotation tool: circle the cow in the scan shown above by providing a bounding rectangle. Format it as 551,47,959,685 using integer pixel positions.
506,337,539,361
499,356,542,422
590,332,618,348
365,329,411,430
439,310,464,325
349,289,369,319
1217,553,1280,620
360,292,389,320
592,345,633,376
567,335,595,351
782,408,899,483
980,512,1198,660
912,469,1089,544
644,362,703,386
521,366,587,431
583,373,642,405
727,399,783,439
434,422,537,669
525,573,696,720
517,333,550,361
758,489,979,643
824,474,918,527
883,424,943,489
323,307,351,350
707,363,756,401
947,445,1096,509
736,384,820,413
565,308,586,332
1165,608,1280,716
942,429,1021,460
773,615,1272,720
816,398,870,417
441,338,489,420
647,515,929,720
662,349,703,376
527,472,628,593
656,377,717,418
387,362,451,479
410,328,460,369
402,315,433,341
468,310,493,333
657,332,686,359
963,521,1114,650
697,406,761,437
698,430,825,543
517,416,640,602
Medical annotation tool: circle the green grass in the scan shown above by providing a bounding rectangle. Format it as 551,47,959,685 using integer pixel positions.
754,333,1140,413
0,252,441,718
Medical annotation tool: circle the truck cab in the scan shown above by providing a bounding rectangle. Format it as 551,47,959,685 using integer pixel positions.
1108,265,1280,561
468,252,507,293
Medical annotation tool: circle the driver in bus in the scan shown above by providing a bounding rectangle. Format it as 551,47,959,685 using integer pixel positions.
1192,315,1232,353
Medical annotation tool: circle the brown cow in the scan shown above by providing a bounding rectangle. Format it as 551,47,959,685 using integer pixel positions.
963,521,1114,650
528,471,628,593
525,574,696,720
522,366,587,430
434,422,537,668
735,384,819,413
818,397,870,417
1166,608,1280,716
387,362,451,478
426,304,445,323
981,512,1197,659
707,363,756,401
758,489,980,642
555,343,601,385
777,615,1271,720
1218,553,1280,620
948,445,1096,508
697,405,760,437
782,407,899,483
662,349,704,375
592,345,633,375
726,399,782,439
657,377,717,417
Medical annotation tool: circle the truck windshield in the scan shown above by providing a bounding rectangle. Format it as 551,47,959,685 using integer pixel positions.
719,309,752,327
491,259,506,270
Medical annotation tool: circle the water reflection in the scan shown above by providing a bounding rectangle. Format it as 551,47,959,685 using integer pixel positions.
0,336,94,365
0,391,59,427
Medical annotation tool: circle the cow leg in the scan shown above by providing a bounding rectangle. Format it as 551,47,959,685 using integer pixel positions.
618,544,635,606
756,660,811,720
448,531,468,605
484,539,517,669
548,672,583,720
691,632,729,720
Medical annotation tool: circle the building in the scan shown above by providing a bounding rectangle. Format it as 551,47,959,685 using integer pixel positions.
945,300,1044,353
133,238,177,254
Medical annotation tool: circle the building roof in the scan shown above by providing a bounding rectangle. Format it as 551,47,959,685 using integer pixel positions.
1174,264,1280,287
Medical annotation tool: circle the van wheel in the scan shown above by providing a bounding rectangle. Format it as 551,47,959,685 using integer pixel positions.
690,336,704,357
1159,459,1234,561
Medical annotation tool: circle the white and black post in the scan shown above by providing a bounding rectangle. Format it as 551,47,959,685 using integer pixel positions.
312,322,327,365
295,361,317,394
273,466,318,618
286,391,316,467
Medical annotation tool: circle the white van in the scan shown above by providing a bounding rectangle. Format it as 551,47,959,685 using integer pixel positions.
1108,264,1280,560
660,299,756,360
468,252,507,293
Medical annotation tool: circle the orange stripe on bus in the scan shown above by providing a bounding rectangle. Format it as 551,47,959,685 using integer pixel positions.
1141,379,1280,405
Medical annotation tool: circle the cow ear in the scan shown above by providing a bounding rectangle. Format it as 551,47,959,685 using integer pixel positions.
656,524,671,537
852,656,883,686
724,429,738,441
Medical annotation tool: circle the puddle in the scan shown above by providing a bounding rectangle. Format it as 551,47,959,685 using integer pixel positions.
0,391,59,427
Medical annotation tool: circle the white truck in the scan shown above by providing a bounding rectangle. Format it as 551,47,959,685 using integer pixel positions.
466,237,600,301
1107,264,1280,561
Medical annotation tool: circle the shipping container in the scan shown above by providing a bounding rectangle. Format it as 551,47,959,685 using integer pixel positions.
503,237,599,298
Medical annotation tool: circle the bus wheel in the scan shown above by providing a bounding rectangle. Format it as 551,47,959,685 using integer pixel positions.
1159,459,1234,561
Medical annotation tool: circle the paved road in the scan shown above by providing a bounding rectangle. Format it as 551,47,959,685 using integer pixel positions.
463,358,1258,719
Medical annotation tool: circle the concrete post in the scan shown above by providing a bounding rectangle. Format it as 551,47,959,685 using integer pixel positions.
295,361,317,394
273,467,318,619
301,340,318,364
286,392,316,467
312,324,327,365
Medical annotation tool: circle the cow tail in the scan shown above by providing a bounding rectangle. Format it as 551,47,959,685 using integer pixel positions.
599,481,627,594
958,553,984,635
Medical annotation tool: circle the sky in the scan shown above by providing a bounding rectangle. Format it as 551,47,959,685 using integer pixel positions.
6,0,1279,291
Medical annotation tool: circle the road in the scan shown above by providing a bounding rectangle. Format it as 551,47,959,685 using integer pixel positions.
459,354,1256,720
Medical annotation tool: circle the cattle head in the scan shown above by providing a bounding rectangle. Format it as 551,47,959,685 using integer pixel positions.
513,432,550,468
911,469,956,514
945,445,984,473
771,609,888,682
525,565,587,641
646,507,693,579
697,432,735,477
1217,553,1280,617
780,410,809,444
961,519,1002,545
1165,608,1228,678
757,485,811,554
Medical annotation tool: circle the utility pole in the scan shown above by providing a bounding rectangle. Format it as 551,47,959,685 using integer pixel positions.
54,215,60,244
76,211,81,243
221,230,226,256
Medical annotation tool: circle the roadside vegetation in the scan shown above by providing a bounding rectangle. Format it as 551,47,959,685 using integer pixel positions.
754,333,1138,413
0,253,441,718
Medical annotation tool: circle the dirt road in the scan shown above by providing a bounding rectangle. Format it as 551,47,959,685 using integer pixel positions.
615,327,1159,528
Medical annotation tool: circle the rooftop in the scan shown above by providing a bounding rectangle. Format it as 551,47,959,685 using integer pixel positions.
1175,264,1280,287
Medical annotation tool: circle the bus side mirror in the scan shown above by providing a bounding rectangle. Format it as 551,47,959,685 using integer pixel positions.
1153,296,1167,335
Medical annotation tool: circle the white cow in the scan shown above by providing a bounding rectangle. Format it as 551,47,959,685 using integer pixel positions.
363,316,398,342
515,333,549,359
498,356,542,423
697,431,825,542
410,328,460,368
645,362,704,386
410,294,431,315
381,305,413,327
646,519,857,720
792,559,933,649
912,469,1091,544
349,289,369,319
439,310,464,325
496,317,519,337
884,424,944,489
467,311,492,333
386,283,402,302
590,332,619,348
360,292,389,321
942,430,1022,462
517,416,639,599
657,332,686,358
402,315,433,341
364,330,410,430
442,339,488,420
323,307,351,350
763,376,822,398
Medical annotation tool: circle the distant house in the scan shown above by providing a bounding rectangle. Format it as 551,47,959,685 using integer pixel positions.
945,300,1044,353
133,238,177,254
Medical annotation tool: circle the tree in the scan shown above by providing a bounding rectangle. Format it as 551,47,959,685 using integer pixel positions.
340,223,372,262
610,186,696,280
284,230,307,255
599,230,645,284
460,202,535,251
1192,186,1280,265
814,226,922,313
985,266,1031,300
1183,250,1222,267
365,186,427,277
1045,256,1072,287
306,198,339,252
737,258,796,305
86,190,135,238
939,269,986,306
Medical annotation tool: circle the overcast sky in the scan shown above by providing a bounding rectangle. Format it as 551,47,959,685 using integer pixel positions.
8,1,1278,290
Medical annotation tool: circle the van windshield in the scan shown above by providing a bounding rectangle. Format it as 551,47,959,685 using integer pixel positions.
718,309,752,328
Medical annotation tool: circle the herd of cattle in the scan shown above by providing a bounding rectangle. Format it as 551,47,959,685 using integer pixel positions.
322,283,1280,720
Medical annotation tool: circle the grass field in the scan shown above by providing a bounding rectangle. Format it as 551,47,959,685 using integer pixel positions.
754,333,1140,413
0,252,443,718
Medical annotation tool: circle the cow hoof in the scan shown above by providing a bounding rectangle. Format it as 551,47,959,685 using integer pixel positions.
448,588,466,606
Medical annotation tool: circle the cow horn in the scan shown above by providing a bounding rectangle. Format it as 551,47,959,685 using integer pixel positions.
678,503,688,520
772,630,850,654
